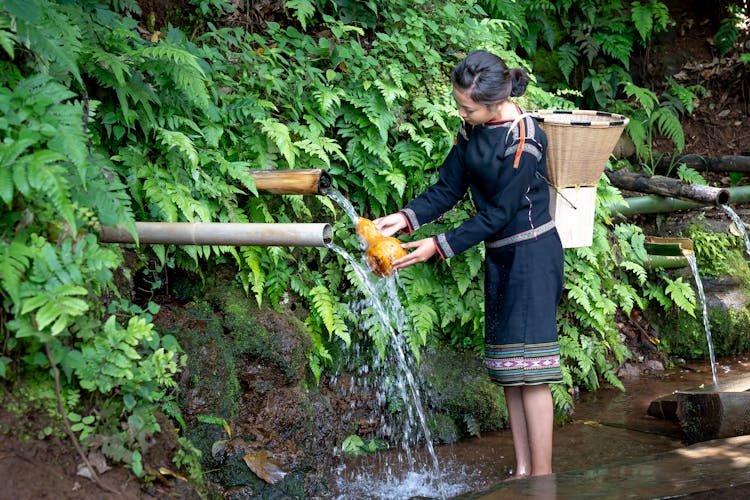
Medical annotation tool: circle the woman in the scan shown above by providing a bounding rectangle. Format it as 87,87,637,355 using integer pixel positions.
374,49,564,478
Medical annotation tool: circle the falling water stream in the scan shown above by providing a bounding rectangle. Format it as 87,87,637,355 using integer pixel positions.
721,203,750,256
325,188,456,499
685,252,719,388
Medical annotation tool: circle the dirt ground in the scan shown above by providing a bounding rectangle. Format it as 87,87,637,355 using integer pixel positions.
646,2,750,160
2,4,749,500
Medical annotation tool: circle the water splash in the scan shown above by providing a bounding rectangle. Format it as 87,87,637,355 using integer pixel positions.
685,253,719,388
721,204,750,256
324,188,447,498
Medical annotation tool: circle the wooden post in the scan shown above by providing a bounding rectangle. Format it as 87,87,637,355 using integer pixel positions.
676,390,750,444
648,377,750,439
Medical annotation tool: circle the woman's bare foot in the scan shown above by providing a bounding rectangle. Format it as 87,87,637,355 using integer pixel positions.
506,471,529,481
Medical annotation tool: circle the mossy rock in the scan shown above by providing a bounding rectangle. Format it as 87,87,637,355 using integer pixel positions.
651,300,750,360
155,299,242,421
427,412,460,444
203,269,311,382
420,347,507,438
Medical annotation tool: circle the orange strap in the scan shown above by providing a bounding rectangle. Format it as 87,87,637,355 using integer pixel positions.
512,115,526,169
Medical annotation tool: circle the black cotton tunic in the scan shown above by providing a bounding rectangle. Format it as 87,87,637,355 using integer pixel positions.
400,112,564,386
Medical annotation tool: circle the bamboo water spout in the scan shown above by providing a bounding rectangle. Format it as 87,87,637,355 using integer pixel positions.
100,222,332,247
249,169,332,195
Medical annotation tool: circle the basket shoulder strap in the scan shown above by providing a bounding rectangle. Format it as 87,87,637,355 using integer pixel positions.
505,112,532,169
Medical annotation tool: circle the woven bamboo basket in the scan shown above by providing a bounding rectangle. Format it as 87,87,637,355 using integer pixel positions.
530,110,629,188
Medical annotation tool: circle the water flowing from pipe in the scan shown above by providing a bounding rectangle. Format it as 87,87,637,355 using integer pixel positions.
325,188,449,498
685,253,719,388
721,204,750,256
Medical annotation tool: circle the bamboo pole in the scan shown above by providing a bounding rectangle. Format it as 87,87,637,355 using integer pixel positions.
605,169,730,205
248,169,332,195
99,222,333,247
607,186,750,216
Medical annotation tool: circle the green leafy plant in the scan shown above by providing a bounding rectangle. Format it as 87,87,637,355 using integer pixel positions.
341,434,388,456
615,80,703,173
687,224,740,278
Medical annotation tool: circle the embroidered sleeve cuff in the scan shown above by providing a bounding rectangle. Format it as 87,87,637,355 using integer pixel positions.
432,234,455,260
400,209,420,234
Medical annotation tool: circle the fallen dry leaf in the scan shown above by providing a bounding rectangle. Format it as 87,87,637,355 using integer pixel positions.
243,450,287,484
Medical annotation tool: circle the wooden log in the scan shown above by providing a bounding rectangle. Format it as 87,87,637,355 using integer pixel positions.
647,394,678,420
657,155,750,174
676,390,750,444
605,169,731,205
648,377,750,423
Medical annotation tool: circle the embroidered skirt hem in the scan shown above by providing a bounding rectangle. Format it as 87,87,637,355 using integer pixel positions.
485,341,563,386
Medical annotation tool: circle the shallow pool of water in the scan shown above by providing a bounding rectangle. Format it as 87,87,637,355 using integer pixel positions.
328,355,750,499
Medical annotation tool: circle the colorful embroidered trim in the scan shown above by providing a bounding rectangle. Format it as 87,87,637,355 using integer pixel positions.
485,342,562,386
433,233,455,259
486,220,555,249
400,208,419,233
505,141,543,162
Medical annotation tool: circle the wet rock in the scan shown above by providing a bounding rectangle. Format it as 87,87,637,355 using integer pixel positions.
617,363,642,378
644,359,665,372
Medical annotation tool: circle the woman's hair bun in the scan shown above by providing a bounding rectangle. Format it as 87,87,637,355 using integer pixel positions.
509,68,529,97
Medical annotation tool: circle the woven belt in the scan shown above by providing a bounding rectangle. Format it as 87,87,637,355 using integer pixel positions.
486,220,556,249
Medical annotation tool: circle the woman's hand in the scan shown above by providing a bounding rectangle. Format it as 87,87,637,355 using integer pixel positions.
391,237,437,271
373,213,407,237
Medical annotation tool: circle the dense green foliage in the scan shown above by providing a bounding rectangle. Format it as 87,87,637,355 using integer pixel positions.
2,0,741,481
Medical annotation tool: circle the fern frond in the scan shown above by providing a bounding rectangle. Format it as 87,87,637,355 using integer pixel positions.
405,302,437,345
394,141,428,169
665,277,696,317
0,13,16,58
309,284,351,345
285,0,315,31
676,165,706,185
655,107,685,151
598,33,631,68
373,78,407,105
257,118,297,168
620,261,647,285
348,91,394,141
412,96,450,135
0,241,33,311
623,83,658,113
156,128,199,169
464,414,481,438
312,86,343,114
7,0,83,83
631,2,654,42
557,43,580,82
381,168,406,197
140,44,206,77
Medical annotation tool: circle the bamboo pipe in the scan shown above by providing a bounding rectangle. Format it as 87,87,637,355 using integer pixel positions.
248,169,332,195
99,222,332,247
644,254,690,269
607,186,750,216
